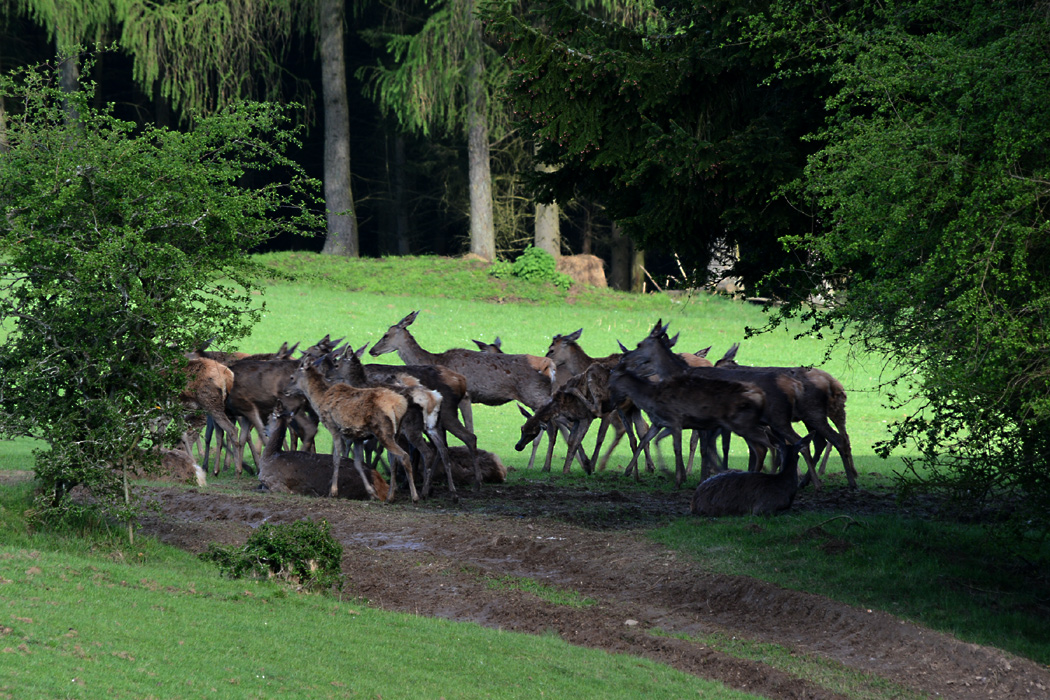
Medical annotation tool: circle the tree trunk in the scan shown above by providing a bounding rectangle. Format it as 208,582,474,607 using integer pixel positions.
534,148,560,257
319,0,359,257
393,134,411,255
631,248,646,293
609,221,631,291
466,31,495,260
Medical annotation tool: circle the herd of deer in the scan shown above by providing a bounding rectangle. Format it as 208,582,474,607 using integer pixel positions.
174,311,859,517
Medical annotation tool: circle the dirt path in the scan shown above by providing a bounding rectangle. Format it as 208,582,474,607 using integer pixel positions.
136,479,1049,700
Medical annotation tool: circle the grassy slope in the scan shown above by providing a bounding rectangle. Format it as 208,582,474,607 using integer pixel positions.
1,252,1046,698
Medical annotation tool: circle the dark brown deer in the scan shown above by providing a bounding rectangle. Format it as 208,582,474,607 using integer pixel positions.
258,405,389,499
620,322,807,480
419,446,507,487
714,343,857,489
220,357,319,475
544,329,656,472
691,438,810,516
287,355,414,502
608,354,789,488
369,310,555,430
334,345,483,491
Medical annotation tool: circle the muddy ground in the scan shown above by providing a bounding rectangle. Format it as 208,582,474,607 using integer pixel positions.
122,468,1050,700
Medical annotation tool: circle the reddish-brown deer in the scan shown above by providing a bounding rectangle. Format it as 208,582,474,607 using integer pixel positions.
287,355,414,502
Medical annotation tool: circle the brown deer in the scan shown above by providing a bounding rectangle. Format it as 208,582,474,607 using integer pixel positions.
369,310,555,432
691,438,810,516
608,353,790,489
619,321,808,480
714,343,858,489
544,329,656,472
323,346,458,501
287,355,415,502
334,345,483,491
179,357,244,475
258,404,389,499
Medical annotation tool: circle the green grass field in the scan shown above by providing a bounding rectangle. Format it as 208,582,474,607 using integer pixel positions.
1,252,1047,698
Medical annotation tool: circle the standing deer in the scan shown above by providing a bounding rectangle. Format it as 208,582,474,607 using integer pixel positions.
715,343,857,490
607,357,787,489
369,311,555,457
619,321,808,480
324,345,458,500
336,345,482,491
258,403,389,500
287,355,415,502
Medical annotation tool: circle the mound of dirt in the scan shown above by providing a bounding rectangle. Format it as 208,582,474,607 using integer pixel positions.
133,477,1050,700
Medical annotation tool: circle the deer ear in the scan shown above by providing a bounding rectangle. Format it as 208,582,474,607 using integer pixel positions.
649,319,664,337
398,310,419,328
492,336,502,350
355,343,368,359
566,328,583,342
518,404,533,419
722,342,740,362
472,339,487,351
696,345,711,358
617,339,628,352
667,332,680,348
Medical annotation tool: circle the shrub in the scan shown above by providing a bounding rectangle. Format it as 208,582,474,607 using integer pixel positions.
200,519,344,593
490,246,572,290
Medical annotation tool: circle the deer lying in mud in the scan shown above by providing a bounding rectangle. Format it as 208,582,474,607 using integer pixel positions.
258,405,389,499
423,446,507,487
691,438,810,516
287,355,414,502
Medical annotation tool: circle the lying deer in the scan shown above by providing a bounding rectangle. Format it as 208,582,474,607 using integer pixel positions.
691,438,810,516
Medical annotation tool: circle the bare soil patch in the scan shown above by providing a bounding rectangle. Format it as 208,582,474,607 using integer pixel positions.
126,475,1050,700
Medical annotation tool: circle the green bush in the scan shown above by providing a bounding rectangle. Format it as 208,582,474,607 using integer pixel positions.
490,246,573,290
201,519,343,593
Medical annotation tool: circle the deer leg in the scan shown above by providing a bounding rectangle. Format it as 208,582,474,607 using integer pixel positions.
330,433,344,498
589,415,614,471
425,428,457,503
672,429,686,489
625,424,662,481
442,406,482,491
560,419,587,475
459,396,475,434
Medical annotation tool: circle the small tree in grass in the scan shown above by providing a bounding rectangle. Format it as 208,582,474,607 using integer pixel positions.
0,52,321,528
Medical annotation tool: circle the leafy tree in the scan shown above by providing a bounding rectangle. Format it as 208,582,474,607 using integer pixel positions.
481,0,823,288
759,0,1050,541
0,55,320,524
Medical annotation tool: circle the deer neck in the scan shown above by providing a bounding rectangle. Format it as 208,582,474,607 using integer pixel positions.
262,416,287,461
391,331,439,366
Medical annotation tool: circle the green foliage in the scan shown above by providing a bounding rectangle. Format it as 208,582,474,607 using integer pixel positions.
200,519,344,592
488,246,572,289
0,54,321,523
481,0,821,289
755,0,1050,542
